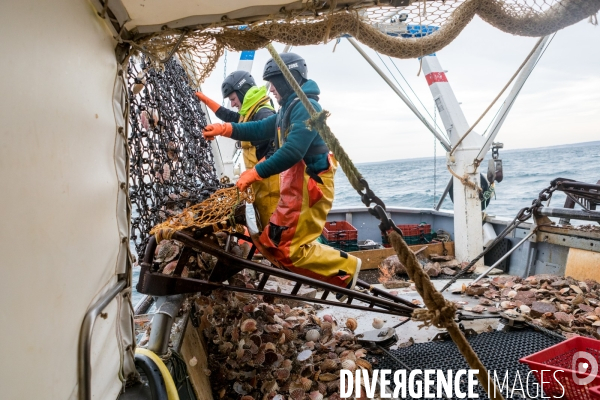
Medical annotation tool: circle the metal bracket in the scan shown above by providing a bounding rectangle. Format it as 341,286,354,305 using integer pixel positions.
357,328,399,349
432,324,477,342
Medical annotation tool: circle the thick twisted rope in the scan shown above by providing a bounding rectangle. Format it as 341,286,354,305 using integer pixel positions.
265,44,365,193
389,232,505,400
265,45,504,399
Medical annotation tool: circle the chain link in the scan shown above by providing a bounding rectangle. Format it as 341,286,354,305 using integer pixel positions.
127,56,221,256
515,182,558,222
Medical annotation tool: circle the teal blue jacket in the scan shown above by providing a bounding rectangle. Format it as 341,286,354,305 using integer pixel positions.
230,80,329,179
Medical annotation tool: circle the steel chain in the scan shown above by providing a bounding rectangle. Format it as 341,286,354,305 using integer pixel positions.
441,181,558,292
127,56,221,256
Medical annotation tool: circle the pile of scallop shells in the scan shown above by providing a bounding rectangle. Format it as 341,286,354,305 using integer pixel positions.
197,279,374,400
151,232,251,279
460,274,600,338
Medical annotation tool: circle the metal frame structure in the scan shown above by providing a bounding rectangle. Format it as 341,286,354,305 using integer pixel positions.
78,280,127,400
348,32,551,267
136,215,419,318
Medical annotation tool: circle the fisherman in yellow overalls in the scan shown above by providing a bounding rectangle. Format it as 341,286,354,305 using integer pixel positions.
201,54,361,295
195,71,279,230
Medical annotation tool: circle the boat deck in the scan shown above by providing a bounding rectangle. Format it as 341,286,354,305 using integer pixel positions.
315,278,502,344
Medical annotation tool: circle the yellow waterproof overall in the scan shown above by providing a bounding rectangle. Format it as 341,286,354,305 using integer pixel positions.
239,97,280,230
259,153,359,287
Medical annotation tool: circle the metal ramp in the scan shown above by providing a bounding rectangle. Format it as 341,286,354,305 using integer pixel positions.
136,216,418,318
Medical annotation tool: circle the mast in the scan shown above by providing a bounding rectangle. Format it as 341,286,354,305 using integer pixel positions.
422,35,549,264
421,54,486,265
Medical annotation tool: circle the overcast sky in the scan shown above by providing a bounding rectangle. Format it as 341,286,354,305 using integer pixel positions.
200,17,599,163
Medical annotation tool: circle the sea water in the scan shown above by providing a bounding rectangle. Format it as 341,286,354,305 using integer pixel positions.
131,141,599,304
334,141,600,218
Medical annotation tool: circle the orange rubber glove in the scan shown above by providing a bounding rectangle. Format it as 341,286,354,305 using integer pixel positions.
202,123,233,141
236,168,262,192
195,92,220,113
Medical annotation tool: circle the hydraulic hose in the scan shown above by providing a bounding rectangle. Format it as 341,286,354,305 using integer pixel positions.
136,348,180,400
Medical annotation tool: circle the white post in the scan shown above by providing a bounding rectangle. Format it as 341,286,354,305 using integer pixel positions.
422,54,485,265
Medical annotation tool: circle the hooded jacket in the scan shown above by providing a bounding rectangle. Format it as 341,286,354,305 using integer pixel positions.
230,79,329,179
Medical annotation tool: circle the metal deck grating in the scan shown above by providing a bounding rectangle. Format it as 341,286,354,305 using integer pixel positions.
373,330,562,399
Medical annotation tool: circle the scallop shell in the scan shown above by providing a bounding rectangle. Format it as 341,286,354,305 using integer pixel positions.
243,304,256,313
341,359,356,371
501,301,516,309
260,380,279,394
264,351,279,366
320,321,333,333
354,349,367,358
335,330,354,341
241,318,257,333
372,317,385,329
356,358,373,371
263,342,277,352
294,377,313,391
273,368,290,381
305,329,321,342
161,261,177,275
155,240,180,262
318,373,339,382
320,358,338,372
282,328,297,342
345,318,358,331
323,314,334,323
236,349,252,363
339,350,356,361
188,356,198,367
265,324,283,333
297,349,313,362
520,305,531,314
281,358,293,371
300,363,315,377
249,334,262,347
290,389,305,400
253,351,265,365
327,379,341,392
317,382,327,394
241,396,254,400
218,342,233,354
309,390,324,400
507,290,518,298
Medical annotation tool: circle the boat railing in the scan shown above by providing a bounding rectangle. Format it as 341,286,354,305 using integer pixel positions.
78,279,127,400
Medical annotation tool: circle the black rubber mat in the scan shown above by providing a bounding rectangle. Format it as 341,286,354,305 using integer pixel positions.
484,238,512,272
373,330,561,399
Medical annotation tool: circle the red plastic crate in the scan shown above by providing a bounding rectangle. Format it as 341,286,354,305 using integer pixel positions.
322,221,357,242
520,336,600,399
397,223,431,237
590,385,600,399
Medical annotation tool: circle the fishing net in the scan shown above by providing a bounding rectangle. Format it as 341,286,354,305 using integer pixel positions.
127,55,222,256
150,187,254,237
128,0,599,88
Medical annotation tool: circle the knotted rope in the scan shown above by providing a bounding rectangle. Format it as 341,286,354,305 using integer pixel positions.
266,44,505,400
388,232,503,400
265,44,365,193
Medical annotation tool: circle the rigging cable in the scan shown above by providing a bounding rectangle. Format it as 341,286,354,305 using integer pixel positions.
450,36,546,156
375,52,447,142
388,56,448,141
433,103,437,208
482,33,556,139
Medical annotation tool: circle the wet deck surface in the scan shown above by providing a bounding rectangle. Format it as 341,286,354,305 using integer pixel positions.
315,278,503,346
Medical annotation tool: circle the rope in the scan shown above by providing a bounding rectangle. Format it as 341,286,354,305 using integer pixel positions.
447,164,481,193
267,42,503,399
265,44,365,192
388,231,505,400
449,36,545,156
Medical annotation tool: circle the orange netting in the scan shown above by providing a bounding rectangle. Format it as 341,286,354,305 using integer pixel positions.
150,187,254,236
126,0,599,88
